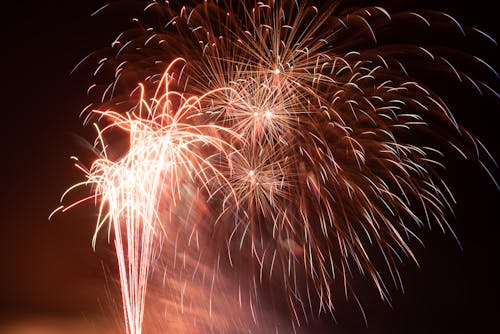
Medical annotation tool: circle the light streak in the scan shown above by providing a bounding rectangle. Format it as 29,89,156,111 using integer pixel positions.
56,1,498,333
58,59,240,334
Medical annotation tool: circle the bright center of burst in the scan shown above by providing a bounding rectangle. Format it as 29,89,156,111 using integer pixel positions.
248,170,255,177
253,111,272,119
274,68,280,75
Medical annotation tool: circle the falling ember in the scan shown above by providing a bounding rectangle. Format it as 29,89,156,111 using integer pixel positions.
55,0,498,333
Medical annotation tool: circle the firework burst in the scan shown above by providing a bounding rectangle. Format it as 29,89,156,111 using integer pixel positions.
56,58,242,334
58,0,498,333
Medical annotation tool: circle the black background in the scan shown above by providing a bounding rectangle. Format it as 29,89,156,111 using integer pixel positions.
0,1,498,333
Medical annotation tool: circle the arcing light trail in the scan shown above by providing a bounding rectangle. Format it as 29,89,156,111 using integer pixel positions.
54,1,498,333
56,59,243,334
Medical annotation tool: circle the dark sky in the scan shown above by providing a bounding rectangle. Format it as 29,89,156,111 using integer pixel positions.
0,1,498,333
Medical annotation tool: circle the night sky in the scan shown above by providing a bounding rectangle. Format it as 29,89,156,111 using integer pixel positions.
0,1,498,333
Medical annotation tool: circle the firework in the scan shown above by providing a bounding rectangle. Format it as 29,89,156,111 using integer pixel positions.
56,58,242,334
58,0,498,333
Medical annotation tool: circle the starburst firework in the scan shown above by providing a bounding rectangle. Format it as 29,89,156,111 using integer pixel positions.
56,1,498,333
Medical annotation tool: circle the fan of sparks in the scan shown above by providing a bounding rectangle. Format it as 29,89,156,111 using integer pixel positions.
55,0,498,333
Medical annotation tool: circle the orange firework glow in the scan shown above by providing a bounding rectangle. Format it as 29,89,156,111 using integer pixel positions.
54,59,242,334
53,1,498,333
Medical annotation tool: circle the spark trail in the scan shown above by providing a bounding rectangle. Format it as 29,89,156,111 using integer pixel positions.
56,1,498,333
57,59,241,334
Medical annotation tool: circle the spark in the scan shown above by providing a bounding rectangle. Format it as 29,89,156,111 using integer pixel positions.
57,1,498,333
59,59,240,334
